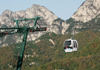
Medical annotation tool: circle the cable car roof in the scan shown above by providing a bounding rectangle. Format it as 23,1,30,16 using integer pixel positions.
64,39,77,41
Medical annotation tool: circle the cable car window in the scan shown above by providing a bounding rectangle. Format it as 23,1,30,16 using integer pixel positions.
74,41,77,48
73,41,75,48
76,42,77,48
64,41,71,46
69,47,73,49
64,47,73,49
75,41,77,48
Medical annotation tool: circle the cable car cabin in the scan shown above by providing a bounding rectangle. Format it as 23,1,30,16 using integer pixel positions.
63,39,78,52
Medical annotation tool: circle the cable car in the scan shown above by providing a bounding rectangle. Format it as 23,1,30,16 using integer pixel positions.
63,39,78,52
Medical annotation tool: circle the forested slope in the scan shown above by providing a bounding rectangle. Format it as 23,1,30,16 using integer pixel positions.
0,30,100,70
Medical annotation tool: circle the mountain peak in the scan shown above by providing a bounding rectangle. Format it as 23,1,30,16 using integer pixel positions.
71,0,100,22
0,4,65,47
1,10,13,17
31,4,41,8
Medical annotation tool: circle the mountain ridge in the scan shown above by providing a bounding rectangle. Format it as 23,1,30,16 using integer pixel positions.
1,0,100,47
71,0,100,22
0,4,69,47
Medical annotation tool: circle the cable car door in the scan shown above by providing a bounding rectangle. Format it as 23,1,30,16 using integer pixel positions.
73,41,78,52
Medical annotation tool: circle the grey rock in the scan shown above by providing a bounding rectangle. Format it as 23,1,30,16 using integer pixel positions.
0,4,68,47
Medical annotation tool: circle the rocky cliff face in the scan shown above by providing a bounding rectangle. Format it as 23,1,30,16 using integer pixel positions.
0,4,69,47
71,0,100,22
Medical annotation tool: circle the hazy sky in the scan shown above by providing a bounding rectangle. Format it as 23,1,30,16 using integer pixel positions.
0,0,86,20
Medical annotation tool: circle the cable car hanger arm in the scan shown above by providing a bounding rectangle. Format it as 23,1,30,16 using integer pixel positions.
11,16,42,28
0,17,47,37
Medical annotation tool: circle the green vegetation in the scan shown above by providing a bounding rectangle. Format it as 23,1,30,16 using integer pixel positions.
81,16,100,31
66,15,100,33
53,18,65,22
65,15,100,34
66,18,82,23
0,30,100,70
65,18,83,33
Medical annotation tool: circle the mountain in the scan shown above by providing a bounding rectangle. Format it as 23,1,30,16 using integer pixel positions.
1,4,57,25
0,4,69,47
1,1,100,69
1,0,100,47
71,0,100,22
66,0,100,34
